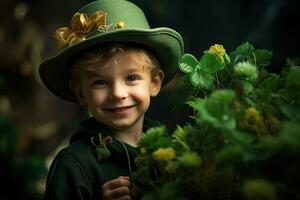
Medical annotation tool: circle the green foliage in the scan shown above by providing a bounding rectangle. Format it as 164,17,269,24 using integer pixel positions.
286,66,300,87
200,53,225,73
190,90,236,131
133,42,300,199
179,53,197,73
190,70,214,90
179,44,227,90
254,49,273,67
138,127,172,152
234,61,258,81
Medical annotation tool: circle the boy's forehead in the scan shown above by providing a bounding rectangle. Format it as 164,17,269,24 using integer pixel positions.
81,53,148,75
103,53,147,70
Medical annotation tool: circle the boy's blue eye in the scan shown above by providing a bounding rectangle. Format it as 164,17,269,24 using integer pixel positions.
126,75,140,82
92,80,107,87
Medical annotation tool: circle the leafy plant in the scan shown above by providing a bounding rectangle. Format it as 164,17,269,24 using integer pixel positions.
132,43,300,200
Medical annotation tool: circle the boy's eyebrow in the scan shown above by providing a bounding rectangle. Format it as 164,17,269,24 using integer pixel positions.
85,72,105,79
86,74,97,79
122,66,145,73
83,66,145,79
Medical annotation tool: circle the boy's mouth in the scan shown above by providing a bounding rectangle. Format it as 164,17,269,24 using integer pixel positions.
104,105,135,112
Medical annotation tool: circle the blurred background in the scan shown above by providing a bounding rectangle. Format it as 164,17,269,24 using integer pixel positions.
0,0,299,199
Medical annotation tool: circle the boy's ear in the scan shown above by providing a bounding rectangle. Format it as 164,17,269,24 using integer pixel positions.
69,81,87,106
150,69,164,97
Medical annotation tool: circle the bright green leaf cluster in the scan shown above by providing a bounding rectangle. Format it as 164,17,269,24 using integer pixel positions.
192,90,236,131
133,43,300,200
179,44,229,90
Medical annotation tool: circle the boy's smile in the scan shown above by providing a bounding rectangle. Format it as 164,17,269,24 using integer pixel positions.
104,105,136,117
74,51,163,137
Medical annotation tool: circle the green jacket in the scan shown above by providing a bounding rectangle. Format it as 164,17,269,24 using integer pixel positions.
43,117,158,200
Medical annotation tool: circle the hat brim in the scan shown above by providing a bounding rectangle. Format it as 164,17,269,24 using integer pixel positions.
39,27,184,102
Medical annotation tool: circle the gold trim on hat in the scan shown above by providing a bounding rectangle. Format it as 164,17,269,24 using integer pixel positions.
54,10,125,49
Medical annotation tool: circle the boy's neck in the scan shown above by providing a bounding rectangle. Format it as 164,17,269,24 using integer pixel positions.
111,117,144,147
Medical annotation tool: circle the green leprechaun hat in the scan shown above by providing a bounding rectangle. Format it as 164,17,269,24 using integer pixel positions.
39,0,184,102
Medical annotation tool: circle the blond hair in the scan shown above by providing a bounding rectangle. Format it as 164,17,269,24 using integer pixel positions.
69,42,162,89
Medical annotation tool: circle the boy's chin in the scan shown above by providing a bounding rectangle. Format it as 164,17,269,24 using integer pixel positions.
96,116,144,131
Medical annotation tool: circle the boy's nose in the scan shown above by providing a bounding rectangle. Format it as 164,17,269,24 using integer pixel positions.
109,82,128,99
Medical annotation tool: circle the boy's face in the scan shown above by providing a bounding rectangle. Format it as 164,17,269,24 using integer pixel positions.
74,52,164,131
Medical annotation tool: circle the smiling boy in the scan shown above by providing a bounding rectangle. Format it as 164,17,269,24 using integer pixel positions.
70,43,164,147
39,0,183,199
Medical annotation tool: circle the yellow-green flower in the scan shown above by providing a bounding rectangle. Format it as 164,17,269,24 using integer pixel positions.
239,107,268,138
245,107,261,122
179,152,202,167
234,61,258,81
208,44,226,61
152,147,176,161
173,125,187,140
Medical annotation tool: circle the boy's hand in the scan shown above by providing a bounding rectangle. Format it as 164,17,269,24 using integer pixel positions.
101,176,132,200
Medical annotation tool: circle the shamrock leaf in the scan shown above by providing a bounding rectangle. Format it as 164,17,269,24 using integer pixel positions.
190,70,214,90
200,53,225,73
234,42,255,55
230,42,255,64
179,53,198,73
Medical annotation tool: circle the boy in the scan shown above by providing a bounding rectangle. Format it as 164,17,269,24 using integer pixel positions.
39,0,183,199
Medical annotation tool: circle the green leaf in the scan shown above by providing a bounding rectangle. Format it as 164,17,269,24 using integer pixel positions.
224,52,231,64
260,74,279,97
199,53,225,73
254,49,273,67
230,42,255,64
277,98,300,120
286,56,300,68
279,122,300,153
286,58,296,67
195,90,236,130
190,70,214,90
210,89,236,104
138,127,166,148
241,80,254,96
235,42,255,54
286,66,300,87
186,98,204,110
243,97,257,107
179,53,198,73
